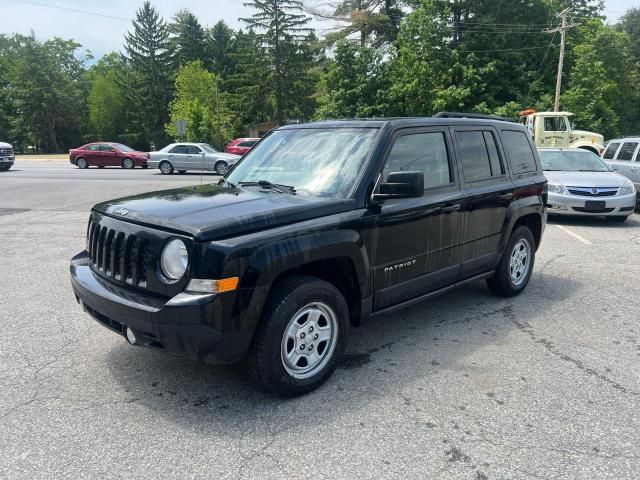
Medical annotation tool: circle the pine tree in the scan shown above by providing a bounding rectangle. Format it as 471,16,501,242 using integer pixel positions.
206,21,236,79
241,0,313,124
122,1,174,147
170,9,206,66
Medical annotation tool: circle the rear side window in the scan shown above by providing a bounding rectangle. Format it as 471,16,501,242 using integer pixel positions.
457,130,505,182
617,142,638,161
170,145,187,154
501,130,538,174
603,143,620,159
239,141,257,147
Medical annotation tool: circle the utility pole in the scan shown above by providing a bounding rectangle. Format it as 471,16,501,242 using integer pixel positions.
546,8,579,112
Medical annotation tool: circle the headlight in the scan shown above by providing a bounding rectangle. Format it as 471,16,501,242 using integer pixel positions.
548,184,565,194
161,239,188,281
619,183,636,196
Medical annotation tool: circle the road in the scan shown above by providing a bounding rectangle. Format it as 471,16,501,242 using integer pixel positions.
1,160,640,479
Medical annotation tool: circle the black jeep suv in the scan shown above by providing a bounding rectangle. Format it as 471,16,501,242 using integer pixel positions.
71,116,547,396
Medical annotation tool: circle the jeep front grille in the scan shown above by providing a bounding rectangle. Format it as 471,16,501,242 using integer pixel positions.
0,147,13,157
87,219,148,287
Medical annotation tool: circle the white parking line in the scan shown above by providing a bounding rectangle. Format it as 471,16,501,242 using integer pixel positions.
555,225,593,246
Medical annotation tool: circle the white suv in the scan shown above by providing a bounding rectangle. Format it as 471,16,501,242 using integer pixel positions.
602,138,640,204
0,142,14,171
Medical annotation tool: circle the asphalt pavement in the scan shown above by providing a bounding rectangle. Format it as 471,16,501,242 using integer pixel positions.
1,160,639,479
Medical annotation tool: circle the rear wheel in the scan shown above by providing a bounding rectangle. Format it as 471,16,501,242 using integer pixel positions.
245,276,349,397
122,158,134,169
76,157,88,169
159,161,173,175
487,226,535,297
215,161,228,175
606,216,628,223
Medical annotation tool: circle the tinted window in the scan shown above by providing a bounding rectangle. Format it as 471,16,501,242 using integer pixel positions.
382,132,451,189
457,131,491,182
86,145,100,151
170,145,188,154
186,145,202,155
603,143,619,159
239,141,257,147
617,142,638,161
484,131,504,176
100,145,115,152
543,117,567,131
501,130,538,174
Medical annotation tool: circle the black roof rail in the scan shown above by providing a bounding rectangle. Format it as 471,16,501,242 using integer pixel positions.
433,112,516,123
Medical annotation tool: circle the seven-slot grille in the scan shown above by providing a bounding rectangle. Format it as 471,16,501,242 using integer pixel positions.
567,187,618,197
87,219,149,287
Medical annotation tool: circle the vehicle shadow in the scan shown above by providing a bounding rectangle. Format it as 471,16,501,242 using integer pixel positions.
106,271,581,437
547,214,640,229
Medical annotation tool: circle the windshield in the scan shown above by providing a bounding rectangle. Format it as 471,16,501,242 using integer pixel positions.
226,128,379,198
539,150,610,172
112,143,135,152
200,143,218,153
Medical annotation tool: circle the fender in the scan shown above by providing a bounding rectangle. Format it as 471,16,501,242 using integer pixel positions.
498,191,545,255
569,141,603,155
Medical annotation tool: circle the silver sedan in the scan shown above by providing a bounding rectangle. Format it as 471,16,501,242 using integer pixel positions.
539,148,636,222
149,143,240,175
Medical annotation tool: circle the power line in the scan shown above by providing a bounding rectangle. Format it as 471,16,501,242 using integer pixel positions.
460,44,560,54
12,0,129,21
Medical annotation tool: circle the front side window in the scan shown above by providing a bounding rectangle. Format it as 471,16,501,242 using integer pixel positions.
186,145,202,155
200,144,218,153
382,132,451,189
112,143,135,152
603,143,620,159
227,128,379,198
544,116,567,132
617,142,638,161
501,130,538,174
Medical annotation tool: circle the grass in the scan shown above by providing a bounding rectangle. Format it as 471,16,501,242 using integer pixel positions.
16,154,69,160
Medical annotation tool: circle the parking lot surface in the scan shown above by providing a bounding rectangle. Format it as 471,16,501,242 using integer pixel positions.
1,160,639,479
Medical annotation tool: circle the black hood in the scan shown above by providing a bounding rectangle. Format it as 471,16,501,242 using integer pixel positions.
94,184,355,241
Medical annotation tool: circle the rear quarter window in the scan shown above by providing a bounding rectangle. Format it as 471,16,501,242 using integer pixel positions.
501,130,538,174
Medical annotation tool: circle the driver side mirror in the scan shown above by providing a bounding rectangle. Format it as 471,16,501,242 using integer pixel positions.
372,171,424,204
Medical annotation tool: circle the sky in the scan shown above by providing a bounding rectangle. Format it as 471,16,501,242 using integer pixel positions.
0,0,637,59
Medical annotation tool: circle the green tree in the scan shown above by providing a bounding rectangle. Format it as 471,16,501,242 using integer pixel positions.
122,1,175,148
242,0,314,124
87,53,127,141
170,9,206,66
166,61,234,148
206,21,236,78
618,8,640,61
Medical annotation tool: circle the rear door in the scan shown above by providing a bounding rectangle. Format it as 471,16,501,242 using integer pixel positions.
372,127,464,311
84,144,101,164
453,127,515,277
168,145,188,168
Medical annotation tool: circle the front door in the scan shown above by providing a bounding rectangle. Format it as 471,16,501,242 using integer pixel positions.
453,127,515,277
186,145,205,169
372,128,464,311
540,116,569,148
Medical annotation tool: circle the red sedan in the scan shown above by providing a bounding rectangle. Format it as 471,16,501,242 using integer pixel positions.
69,142,149,169
224,138,260,156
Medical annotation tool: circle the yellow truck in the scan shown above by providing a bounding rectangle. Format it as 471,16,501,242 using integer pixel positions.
518,110,604,155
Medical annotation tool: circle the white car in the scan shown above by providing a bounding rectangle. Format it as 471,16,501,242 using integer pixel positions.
601,137,640,204
0,141,15,171
539,148,636,222
149,143,240,175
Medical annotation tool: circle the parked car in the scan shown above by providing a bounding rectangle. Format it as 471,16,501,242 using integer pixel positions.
71,115,547,396
224,138,260,156
0,142,15,171
69,143,149,169
540,148,636,222
601,137,640,205
149,143,240,175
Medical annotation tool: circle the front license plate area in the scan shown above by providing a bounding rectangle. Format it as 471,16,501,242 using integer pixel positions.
585,200,606,211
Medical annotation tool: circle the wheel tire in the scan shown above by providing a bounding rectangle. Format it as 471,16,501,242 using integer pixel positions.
245,275,350,397
76,157,88,169
178,170,187,174
487,226,536,297
98,166,105,169
215,161,228,175
122,158,134,169
159,161,174,175
606,216,628,223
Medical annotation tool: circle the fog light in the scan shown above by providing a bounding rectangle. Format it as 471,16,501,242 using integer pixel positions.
125,327,137,345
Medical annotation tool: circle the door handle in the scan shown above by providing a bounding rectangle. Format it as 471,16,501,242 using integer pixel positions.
498,192,514,200
441,203,461,213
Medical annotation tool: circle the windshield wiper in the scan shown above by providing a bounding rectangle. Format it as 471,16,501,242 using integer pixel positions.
239,180,296,195
218,178,236,188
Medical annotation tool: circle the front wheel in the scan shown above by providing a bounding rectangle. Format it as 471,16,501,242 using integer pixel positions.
122,158,134,169
76,157,88,169
215,161,228,175
159,161,173,175
487,226,535,297
245,276,349,397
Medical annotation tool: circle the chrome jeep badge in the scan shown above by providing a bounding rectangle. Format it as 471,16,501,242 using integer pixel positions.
114,208,129,216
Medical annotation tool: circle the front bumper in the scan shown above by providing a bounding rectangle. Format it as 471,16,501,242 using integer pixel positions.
0,156,14,166
148,160,160,169
70,251,253,364
547,191,636,216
